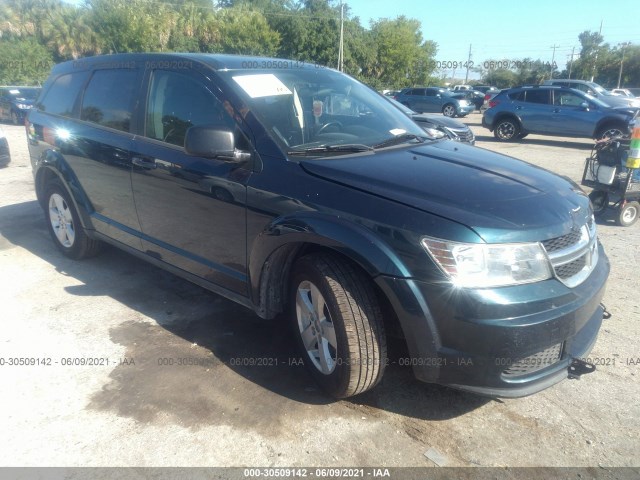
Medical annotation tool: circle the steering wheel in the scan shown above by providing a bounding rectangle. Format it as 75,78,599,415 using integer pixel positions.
316,121,343,136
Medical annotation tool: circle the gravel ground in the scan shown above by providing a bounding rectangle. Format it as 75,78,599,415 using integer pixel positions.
0,114,638,472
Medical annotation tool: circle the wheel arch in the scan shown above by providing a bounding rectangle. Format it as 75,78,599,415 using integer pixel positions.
593,118,627,139
249,213,411,322
492,112,522,130
34,150,94,230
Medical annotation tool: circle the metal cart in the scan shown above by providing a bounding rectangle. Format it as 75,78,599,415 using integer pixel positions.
582,137,640,227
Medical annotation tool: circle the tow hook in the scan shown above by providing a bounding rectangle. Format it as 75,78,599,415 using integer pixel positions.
600,303,611,319
568,358,596,379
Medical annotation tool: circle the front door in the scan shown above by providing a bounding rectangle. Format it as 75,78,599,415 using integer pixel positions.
130,68,252,295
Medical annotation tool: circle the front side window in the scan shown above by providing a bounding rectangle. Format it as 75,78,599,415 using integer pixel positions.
81,69,137,132
38,72,89,117
145,70,234,147
554,91,585,107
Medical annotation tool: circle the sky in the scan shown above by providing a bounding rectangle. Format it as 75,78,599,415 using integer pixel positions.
62,0,639,81
344,0,640,79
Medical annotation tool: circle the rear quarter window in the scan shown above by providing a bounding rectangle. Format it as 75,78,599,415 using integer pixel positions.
37,71,90,117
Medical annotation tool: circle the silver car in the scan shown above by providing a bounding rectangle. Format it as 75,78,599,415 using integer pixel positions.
542,79,640,108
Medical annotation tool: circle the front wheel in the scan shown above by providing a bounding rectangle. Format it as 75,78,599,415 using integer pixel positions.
617,201,639,227
494,118,520,141
442,104,456,117
45,181,102,259
596,124,627,141
290,253,387,398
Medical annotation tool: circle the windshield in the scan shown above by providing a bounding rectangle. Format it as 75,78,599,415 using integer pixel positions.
8,88,40,100
219,68,428,156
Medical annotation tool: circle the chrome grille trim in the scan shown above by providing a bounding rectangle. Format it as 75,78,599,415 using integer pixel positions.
541,218,598,288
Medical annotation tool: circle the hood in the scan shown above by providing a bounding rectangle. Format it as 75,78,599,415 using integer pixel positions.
412,113,466,129
601,94,640,108
611,106,639,117
300,141,591,243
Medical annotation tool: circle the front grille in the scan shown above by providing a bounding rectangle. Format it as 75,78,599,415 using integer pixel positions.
502,343,563,377
555,255,587,279
541,229,581,253
452,128,474,143
541,218,598,288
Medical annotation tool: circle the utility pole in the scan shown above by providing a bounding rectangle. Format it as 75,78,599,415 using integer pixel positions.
549,44,559,80
567,46,576,79
590,19,603,82
338,1,344,72
464,44,472,84
617,42,631,88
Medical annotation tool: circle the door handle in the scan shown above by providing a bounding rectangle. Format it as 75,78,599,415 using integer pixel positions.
132,156,157,169
515,106,522,110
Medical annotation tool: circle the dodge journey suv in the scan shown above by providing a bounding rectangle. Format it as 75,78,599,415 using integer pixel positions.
28,54,609,398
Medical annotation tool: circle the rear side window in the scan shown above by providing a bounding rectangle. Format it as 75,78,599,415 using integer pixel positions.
524,90,550,104
37,72,89,117
81,69,137,132
508,91,525,101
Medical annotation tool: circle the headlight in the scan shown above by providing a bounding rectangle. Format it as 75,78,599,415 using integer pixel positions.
421,237,552,288
17,104,31,109
422,127,446,139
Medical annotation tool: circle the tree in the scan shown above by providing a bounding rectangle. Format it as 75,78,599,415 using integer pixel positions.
370,16,437,88
0,37,54,84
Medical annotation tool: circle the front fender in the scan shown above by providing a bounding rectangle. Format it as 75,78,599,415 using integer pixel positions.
248,212,412,318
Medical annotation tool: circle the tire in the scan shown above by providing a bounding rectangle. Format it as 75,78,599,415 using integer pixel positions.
10,111,19,125
596,124,627,141
494,117,520,141
44,180,102,259
589,190,609,217
616,201,639,227
442,104,456,117
289,253,387,398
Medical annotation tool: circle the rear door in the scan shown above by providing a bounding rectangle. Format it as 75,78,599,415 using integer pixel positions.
130,67,251,295
422,88,443,113
513,89,554,133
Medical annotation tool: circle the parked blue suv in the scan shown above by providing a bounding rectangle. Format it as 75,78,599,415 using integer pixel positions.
395,87,475,117
482,85,637,141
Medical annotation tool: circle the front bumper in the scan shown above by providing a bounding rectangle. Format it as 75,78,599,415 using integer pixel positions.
457,104,475,116
375,243,609,398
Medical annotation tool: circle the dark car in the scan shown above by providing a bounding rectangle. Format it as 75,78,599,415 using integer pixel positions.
0,86,41,125
483,85,637,141
28,53,609,399
0,127,10,167
387,97,475,144
395,87,475,117
473,85,499,94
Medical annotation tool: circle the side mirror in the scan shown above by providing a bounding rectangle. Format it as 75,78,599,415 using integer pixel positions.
436,94,441,98
579,102,590,111
184,126,250,163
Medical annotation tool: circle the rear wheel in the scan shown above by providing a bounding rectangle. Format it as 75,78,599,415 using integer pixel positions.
45,181,102,259
290,253,387,398
494,118,520,141
617,201,639,227
589,190,609,217
442,104,456,117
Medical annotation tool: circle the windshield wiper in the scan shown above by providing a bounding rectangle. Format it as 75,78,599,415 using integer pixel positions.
288,144,374,156
373,133,426,149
